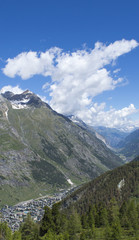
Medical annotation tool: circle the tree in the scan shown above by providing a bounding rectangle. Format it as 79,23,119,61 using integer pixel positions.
104,224,111,240
87,206,95,228
0,222,12,240
68,209,82,237
20,214,39,240
108,198,119,224
40,230,55,240
52,203,61,234
40,206,54,237
111,218,121,240
99,207,108,227
127,200,138,231
12,231,22,240
81,215,88,229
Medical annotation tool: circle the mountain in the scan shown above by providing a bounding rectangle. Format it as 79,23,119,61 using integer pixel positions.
61,156,139,213
68,116,109,147
0,90,122,206
117,129,139,161
93,126,129,148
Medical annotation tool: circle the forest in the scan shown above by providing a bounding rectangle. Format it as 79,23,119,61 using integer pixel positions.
0,198,139,240
1,158,139,240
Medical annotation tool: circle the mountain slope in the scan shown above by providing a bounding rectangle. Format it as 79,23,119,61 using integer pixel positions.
93,126,129,148
61,157,139,213
68,116,110,148
117,129,139,160
0,91,122,206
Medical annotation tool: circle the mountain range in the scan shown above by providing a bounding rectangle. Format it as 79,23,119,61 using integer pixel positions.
93,126,139,161
117,129,139,161
0,90,122,207
93,126,129,148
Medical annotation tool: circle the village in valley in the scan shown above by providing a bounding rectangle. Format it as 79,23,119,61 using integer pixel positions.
0,189,70,231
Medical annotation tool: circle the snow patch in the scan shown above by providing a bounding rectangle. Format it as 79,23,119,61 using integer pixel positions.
95,132,112,149
118,179,125,190
95,132,106,144
70,116,80,123
12,99,30,104
72,119,79,123
67,179,73,185
12,103,28,109
11,99,30,109
5,109,8,119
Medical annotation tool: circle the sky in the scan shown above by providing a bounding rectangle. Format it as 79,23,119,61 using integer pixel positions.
0,0,139,131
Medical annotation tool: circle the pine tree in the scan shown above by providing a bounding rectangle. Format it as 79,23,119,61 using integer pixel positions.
12,231,22,240
52,203,61,234
40,206,54,237
87,206,95,228
20,214,39,240
104,223,111,240
68,209,82,237
128,200,138,231
108,198,119,224
0,222,12,240
40,229,55,240
99,207,108,227
81,214,88,229
111,218,122,240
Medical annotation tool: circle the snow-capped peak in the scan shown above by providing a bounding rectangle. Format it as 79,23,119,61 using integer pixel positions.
1,90,48,109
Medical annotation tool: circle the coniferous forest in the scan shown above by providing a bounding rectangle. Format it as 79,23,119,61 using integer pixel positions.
0,199,139,240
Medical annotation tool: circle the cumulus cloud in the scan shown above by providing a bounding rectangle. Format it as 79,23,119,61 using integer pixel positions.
2,39,139,129
77,103,138,130
0,85,24,94
3,47,61,79
113,68,121,74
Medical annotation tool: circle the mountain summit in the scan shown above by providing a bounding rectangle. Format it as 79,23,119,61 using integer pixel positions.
0,91,123,206
2,90,50,109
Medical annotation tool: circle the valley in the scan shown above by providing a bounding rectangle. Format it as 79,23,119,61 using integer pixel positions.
0,90,123,207
0,90,138,240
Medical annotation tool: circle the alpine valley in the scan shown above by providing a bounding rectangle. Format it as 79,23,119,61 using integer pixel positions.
0,90,123,207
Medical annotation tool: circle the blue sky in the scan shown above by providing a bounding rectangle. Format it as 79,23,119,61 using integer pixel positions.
0,0,139,131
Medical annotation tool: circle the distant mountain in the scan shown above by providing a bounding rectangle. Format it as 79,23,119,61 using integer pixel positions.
68,119,130,149
93,126,129,148
61,156,139,213
0,91,122,206
117,129,139,161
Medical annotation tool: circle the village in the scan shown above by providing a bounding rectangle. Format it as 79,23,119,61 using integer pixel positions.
0,189,70,231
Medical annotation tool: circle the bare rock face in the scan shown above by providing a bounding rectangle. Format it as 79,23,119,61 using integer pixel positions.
0,91,123,206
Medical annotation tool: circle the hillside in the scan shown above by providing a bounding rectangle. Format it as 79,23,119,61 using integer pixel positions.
93,126,129,148
61,157,139,213
117,129,139,160
0,91,122,206
68,116,109,147
0,158,138,240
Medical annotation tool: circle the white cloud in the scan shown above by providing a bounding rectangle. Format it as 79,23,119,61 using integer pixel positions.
2,39,139,129
75,102,139,131
2,47,61,80
113,68,121,74
37,94,48,103
0,85,24,94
